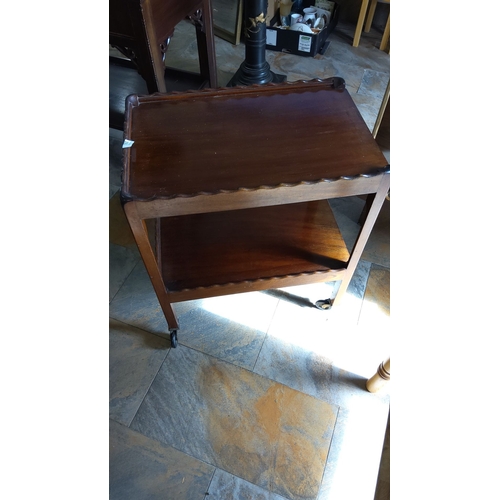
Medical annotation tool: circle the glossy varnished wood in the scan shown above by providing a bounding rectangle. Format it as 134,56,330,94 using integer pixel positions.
121,79,390,335
130,174,383,219
147,0,202,43
122,79,389,202
157,200,350,292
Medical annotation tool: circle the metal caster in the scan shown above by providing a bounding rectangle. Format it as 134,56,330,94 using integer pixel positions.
170,329,178,348
315,299,332,311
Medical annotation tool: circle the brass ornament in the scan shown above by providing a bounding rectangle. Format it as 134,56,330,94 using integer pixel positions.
245,12,266,37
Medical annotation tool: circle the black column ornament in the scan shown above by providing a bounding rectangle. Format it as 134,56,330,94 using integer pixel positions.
227,0,286,86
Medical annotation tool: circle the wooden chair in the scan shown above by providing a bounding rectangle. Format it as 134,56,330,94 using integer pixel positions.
109,0,218,130
353,0,390,51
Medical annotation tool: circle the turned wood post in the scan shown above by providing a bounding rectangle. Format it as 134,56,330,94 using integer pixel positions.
366,357,390,393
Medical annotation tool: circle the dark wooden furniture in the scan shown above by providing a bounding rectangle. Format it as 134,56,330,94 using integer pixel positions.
110,0,218,130
121,78,390,347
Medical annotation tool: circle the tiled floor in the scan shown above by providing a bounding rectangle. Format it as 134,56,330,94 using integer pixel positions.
110,15,390,500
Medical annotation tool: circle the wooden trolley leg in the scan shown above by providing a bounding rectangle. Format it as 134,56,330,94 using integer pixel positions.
335,173,389,304
123,202,180,338
358,193,376,226
316,173,389,311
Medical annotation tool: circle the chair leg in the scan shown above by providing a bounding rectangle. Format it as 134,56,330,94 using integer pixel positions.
364,0,378,32
141,3,168,93
196,0,218,88
380,13,390,51
366,358,390,393
353,0,370,47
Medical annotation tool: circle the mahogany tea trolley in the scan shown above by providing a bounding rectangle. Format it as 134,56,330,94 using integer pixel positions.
121,78,390,347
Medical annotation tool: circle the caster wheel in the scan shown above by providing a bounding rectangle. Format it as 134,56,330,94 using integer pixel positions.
170,330,178,348
315,299,332,311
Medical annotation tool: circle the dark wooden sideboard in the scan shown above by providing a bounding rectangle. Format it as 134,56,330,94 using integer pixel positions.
110,0,217,130
121,78,390,347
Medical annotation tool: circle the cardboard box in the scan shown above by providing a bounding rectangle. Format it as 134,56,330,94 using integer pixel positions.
265,1,339,57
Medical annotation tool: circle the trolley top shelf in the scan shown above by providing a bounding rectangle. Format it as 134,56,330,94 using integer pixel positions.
121,78,389,202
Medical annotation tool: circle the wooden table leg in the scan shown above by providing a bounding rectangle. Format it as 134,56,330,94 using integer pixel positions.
366,357,390,392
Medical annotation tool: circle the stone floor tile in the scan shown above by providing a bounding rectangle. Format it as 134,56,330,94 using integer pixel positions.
329,196,390,268
171,291,279,369
109,243,140,302
317,402,389,500
110,419,214,500
333,22,390,73
109,261,170,339
374,416,390,500
328,196,368,251
267,51,336,82
263,260,371,337
358,264,390,327
361,201,390,268
109,318,169,425
130,345,338,500
208,469,289,500
357,69,391,99
109,191,139,250
110,259,280,360
254,331,344,407
254,307,390,407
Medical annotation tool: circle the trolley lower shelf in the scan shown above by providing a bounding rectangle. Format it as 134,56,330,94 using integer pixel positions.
157,200,350,302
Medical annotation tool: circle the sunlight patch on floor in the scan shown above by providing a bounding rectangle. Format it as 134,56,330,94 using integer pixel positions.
199,286,390,380
322,398,387,500
358,294,390,327
199,291,279,333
